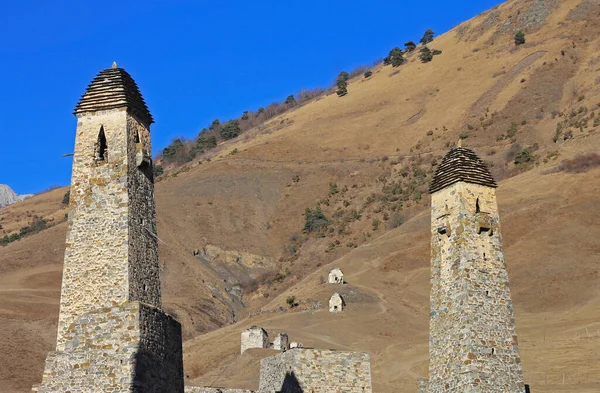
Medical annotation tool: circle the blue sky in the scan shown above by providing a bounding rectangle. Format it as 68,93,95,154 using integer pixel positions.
0,0,503,195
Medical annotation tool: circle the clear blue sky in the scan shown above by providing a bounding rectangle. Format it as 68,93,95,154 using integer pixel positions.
0,0,503,195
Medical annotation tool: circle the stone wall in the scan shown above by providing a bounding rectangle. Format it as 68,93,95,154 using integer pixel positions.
185,387,254,393
34,302,183,393
56,109,161,349
258,348,372,393
127,114,162,307
427,182,524,392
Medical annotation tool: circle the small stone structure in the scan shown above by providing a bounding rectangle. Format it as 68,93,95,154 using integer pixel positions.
328,268,344,284
259,348,372,393
421,145,525,392
33,64,184,392
272,333,289,351
241,326,269,353
329,293,345,312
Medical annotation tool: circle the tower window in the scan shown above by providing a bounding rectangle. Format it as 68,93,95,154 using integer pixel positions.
475,198,480,213
134,131,140,143
95,127,107,161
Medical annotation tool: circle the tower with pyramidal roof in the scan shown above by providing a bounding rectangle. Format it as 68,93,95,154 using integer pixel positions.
419,143,525,393
33,64,184,393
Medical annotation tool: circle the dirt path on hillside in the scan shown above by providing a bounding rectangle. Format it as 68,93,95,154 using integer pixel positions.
467,51,547,119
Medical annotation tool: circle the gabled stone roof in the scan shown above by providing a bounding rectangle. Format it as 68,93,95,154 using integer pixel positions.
429,147,497,193
74,65,153,125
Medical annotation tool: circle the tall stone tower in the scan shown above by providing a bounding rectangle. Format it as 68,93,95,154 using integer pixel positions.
33,64,184,393
422,145,525,393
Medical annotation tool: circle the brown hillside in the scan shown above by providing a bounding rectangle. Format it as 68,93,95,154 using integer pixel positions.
1,0,600,392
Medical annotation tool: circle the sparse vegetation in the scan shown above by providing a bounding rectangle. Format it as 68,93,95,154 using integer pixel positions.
514,30,526,46
372,218,381,230
556,153,600,173
62,190,70,206
364,70,373,78
1,216,49,247
285,95,296,106
419,47,433,63
153,164,164,177
303,206,329,233
286,296,297,308
329,183,339,195
386,213,404,229
514,148,535,165
404,41,416,52
507,123,518,138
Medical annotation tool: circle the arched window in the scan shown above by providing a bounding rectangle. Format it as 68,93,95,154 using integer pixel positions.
134,130,140,144
95,127,107,161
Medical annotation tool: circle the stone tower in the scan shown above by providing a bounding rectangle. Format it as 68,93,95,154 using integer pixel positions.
33,64,184,393
423,145,524,393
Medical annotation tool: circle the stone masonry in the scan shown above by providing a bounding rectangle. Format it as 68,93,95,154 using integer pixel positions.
423,146,525,393
33,64,184,393
241,326,269,353
259,348,372,393
328,268,344,284
185,388,254,393
329,292,345,312
272,333,289,351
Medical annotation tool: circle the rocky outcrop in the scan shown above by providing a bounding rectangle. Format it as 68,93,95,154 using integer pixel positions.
0,184,31,208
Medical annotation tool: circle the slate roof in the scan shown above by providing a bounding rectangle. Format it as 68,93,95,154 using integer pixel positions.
429,147,497,193
74,66,153,125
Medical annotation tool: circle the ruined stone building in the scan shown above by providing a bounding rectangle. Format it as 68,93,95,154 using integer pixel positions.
259,348,372,393
272,333,289,351
420,145,525,392
33,64,184,393
328,268,344,284
329,293,345,312
241,326,269,353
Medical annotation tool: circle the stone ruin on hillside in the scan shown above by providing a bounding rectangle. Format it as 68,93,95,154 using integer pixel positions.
329,292,345,312
240,326,269,353
272,333,289,351
328,267,344,284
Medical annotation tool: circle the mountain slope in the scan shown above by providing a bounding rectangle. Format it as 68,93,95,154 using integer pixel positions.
1,0,600,392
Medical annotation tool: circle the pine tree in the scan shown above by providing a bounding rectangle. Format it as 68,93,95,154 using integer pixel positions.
219,120,241,140
420,29,435,45
285,94,296,105
336,71,349,97
209,119,220,130
419,46,433,63
404,41,416,52
389,47,405,67
514,30,526,46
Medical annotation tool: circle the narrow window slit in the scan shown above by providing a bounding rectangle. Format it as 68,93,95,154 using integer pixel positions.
95,127,107,161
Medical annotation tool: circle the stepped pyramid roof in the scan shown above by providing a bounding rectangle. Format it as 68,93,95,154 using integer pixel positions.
429,146,497,193
74,63,153,125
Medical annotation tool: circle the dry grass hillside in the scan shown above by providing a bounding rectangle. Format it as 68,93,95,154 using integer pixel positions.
1,0,600,392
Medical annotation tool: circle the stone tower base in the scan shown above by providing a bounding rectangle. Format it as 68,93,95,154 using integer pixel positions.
33,302,183,393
